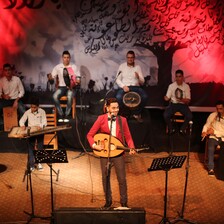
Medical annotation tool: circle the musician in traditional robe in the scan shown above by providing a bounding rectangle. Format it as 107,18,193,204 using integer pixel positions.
87,98,135,208
19,97,47,171
201,100,224,176
163,69,192,135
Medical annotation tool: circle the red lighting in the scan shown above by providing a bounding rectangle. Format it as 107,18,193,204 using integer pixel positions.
0,1,38,65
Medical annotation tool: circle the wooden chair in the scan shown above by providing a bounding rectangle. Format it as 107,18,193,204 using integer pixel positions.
44,111,58,149
166,112,184,133
59,96,76,118
172,112,184,123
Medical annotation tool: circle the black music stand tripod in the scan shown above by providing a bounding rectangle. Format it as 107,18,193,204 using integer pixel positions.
34,149,68,223
148,155,187,224
44,131,62,181
23,138,50,224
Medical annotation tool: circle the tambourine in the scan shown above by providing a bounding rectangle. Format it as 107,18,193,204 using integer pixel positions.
123,91,141,108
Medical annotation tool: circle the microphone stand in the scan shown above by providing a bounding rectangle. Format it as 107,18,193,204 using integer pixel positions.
171,122,197,224
100,72,121,103
105,116,114,206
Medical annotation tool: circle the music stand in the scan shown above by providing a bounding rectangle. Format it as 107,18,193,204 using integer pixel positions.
23,138,50,224
148,155,187,224
34,149,68,223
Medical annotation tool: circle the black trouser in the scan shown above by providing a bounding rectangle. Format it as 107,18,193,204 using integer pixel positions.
100,155,127,205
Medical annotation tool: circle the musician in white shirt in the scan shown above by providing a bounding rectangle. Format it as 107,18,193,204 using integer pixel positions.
0,63,26,118
201,100,224,175
164,69,192,135
19,97,47,171
116,50,148,122
49,50,80,122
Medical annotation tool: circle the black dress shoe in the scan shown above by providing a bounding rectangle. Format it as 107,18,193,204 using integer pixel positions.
103,201,112,208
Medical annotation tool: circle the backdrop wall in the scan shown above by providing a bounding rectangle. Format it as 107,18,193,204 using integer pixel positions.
1,0,224,107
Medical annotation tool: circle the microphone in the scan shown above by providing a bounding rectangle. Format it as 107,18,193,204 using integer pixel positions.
117,71,122,77
189,121,193,135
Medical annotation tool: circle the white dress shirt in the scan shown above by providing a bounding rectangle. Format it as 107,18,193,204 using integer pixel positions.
108,117,116,137
165,81,191,104
0,76,25,99
202,112,224,141
116,63,144,88
51,63,80,87
19,108,47,128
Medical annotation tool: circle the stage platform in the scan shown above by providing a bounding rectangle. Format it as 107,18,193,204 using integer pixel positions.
0,151,224,223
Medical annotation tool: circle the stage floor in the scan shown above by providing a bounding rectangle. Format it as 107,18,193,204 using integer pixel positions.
0,150,224,223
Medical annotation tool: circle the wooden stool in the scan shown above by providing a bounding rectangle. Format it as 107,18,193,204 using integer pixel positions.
166,112,184,133
172,112,184,123
59,96,76,118
3,107,18,132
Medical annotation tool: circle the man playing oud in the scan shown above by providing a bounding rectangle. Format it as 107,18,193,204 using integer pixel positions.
87,98,135,209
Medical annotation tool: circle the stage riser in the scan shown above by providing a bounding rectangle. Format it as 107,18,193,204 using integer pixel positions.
54,208,146,224
217,143,224,181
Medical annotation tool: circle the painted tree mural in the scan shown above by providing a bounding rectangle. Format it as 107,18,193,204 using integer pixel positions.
74,0,224,91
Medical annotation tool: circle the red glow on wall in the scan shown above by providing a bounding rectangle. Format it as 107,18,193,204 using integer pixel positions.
0,1,38,65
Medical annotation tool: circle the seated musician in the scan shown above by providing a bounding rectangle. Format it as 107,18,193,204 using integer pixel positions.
201,100,224,176
163,69,192,135
19,97,47,172
115,50,148,123
49,50,80,123
0,63,26,120
87,98,135,209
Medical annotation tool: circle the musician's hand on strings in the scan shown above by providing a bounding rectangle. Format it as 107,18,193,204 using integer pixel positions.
36,126,42,131
21,126,26,131
93,144,104,151
129,149,136,155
